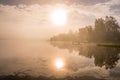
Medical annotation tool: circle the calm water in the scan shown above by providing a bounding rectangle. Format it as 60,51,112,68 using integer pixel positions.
0,40,120,80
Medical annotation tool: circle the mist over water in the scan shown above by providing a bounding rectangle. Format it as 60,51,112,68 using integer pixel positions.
0,40,120,80
0,0,120,80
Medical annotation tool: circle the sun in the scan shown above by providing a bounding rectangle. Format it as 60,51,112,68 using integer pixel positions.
50,8,67,26
55,58,65,69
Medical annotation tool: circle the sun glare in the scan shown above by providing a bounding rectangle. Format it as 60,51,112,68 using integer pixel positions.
50,8,67,26
55,58,64,69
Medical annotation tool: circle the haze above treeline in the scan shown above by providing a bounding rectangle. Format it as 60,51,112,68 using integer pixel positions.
50,16,120,43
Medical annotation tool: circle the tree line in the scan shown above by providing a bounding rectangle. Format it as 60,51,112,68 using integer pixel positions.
50,16,120,43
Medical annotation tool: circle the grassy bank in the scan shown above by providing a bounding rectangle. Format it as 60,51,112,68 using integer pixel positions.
97,43,120,47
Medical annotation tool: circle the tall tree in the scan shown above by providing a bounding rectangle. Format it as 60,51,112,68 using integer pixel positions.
105,16,119,32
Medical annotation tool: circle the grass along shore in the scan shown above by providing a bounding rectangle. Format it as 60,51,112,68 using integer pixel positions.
97,43,120,47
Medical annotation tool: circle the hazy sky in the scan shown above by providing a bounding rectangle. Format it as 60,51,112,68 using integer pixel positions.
0,0,120,39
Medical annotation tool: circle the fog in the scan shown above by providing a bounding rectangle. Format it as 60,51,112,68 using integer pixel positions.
0,1,119,40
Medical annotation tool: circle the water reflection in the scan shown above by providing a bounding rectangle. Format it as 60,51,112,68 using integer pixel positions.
0,41,120,80
50,42,120,69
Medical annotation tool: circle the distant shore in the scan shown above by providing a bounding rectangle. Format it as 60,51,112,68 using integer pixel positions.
97,43,120,47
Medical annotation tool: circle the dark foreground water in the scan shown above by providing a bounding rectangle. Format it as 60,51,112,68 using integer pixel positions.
0,40,120,80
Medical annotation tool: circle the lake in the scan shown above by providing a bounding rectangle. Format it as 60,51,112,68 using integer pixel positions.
0,40,120,80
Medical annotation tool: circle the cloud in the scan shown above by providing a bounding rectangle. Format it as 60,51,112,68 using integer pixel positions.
70,0,110,5
73,67,109,79
0,4,95,39
0,4,57,39
0,0,110,5
109,61,120,79
110,4,120,15
107,0,120,24
0,0,120,39
70,62,120,80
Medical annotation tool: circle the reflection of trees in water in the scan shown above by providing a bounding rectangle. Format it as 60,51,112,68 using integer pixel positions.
50,42,120,69
87,46,120,69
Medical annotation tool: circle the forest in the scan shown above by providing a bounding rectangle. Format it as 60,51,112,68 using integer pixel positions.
50,16,120,43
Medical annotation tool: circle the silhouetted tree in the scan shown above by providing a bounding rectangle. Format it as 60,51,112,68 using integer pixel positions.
50,16,120,43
